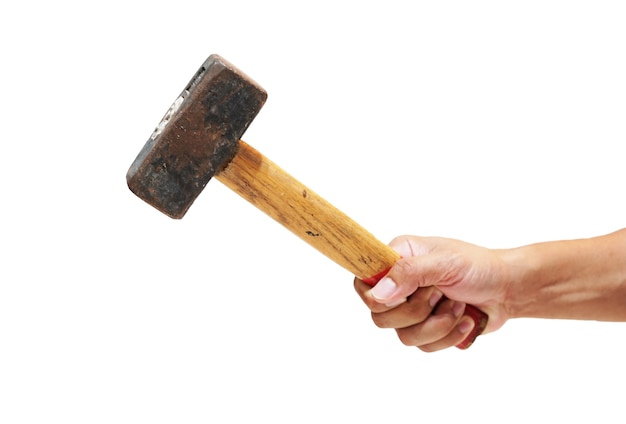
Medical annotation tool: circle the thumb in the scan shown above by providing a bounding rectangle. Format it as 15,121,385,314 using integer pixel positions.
370,254,451,305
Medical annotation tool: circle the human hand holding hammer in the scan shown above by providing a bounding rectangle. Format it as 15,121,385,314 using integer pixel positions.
126,54,488,349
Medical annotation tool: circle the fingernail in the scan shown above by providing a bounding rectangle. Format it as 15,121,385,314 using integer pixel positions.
371,277,397,301
429,291,443,308
458,319,474,335
452,302,466,318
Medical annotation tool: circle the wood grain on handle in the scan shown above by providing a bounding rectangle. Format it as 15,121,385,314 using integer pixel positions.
218,140,487,348
218,140,399,279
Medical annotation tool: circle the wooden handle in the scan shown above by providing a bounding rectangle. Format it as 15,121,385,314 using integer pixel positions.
218,140,398,280
217,140,487,348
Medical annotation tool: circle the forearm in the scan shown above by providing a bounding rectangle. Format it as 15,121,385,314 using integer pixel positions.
502,229,626,321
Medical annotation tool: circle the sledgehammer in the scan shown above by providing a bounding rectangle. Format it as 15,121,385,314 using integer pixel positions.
126,54,488,349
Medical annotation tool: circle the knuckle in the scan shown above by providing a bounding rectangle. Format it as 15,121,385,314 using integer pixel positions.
405,298,434,321
419,344,437,353
396,328,417,347
371,312,390,328
395,258,418,278
366,299,388,313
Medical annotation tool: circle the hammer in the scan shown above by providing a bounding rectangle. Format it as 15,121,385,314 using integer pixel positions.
126,54,488,349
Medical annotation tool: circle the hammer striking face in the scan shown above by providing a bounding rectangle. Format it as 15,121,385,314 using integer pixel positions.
126,54,267,218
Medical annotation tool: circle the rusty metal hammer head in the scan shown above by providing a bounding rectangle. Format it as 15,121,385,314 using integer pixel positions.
126,54,267,218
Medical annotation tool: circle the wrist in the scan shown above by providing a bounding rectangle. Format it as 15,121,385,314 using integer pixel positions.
497,240,579,319
496,246,535,319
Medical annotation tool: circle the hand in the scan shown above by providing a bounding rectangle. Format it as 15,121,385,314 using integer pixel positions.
354,235,512,352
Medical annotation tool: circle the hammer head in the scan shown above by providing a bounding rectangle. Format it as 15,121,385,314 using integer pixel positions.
127,54,267,218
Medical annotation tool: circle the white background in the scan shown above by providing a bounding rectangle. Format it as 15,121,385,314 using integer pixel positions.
2,1,625,422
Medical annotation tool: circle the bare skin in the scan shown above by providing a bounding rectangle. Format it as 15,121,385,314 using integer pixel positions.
354,228,626,352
